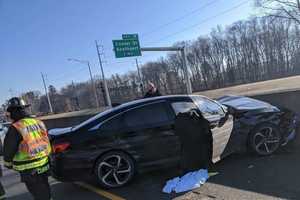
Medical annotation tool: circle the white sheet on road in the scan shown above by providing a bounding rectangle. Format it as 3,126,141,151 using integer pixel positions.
163,169,209,194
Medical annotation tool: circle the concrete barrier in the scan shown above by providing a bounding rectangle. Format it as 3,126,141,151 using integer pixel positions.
0,76,292,130
41,89,300,130
40,108,108,129
250,89,300,114
42,115,93,129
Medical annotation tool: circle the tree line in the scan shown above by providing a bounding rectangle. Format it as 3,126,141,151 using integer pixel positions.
3,4,300,115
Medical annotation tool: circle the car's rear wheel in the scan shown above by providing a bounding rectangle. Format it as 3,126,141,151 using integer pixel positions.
249,123,281,156
94,151,135,188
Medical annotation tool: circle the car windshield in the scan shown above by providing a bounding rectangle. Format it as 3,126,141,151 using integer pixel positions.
190,95,226,121
191,95,225,111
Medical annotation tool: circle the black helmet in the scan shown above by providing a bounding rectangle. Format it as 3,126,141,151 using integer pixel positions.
6,97,30,112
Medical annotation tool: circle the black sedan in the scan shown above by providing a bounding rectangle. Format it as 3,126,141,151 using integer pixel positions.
49,95,297,188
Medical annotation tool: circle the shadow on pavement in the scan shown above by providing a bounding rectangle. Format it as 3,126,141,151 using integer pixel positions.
7,182,105,200
206,140,300,200
87,168,190,200
85,147,300,200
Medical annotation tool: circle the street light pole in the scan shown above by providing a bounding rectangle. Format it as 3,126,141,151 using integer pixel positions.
41,72,53,113
95,40,112,107
87,61,100,108
135,58,144,94
68,59,100,108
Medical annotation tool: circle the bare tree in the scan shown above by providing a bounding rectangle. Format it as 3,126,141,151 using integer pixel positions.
7,14,300,114
256,0,300,24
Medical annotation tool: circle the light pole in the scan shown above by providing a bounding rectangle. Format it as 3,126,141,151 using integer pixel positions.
135,58,144,94
95,41,112,107
41,73,53,113
68,58,100,108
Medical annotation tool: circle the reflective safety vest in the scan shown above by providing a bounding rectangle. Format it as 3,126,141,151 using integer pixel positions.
12,118,51,171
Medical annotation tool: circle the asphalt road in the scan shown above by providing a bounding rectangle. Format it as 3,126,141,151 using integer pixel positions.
2,140,300,200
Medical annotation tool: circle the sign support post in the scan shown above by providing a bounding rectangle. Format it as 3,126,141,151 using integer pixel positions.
113,34,192,94
140,47,192,94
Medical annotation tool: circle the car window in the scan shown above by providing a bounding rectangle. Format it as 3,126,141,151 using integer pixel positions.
191,96,225,118
124,102,171,128
99,115,123,132
202,100,224,116
171,102,197,115
89,113,123,132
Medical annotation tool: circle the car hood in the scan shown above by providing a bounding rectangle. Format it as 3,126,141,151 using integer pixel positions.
48,127,72,136
217,95,279,111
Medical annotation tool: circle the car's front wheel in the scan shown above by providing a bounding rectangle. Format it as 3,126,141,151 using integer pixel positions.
94,151,135,188
249,123,281,156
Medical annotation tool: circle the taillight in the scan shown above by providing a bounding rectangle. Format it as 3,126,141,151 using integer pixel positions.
52,142,70,153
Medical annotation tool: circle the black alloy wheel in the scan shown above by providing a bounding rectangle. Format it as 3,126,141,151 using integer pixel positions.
95,151,135,188
249,123,281,156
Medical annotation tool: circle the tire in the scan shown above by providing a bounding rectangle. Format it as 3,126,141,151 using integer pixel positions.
94,151,135,188
248,123,282,156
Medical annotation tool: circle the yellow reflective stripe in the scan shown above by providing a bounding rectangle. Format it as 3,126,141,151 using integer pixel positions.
23,118,36,126
16,118,39,129
4,161,12,167
13,157,48,171
13,151,50,162
36,164,50,174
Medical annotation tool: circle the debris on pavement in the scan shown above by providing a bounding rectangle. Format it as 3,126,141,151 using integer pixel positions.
248,165,254,169
163,169,209,194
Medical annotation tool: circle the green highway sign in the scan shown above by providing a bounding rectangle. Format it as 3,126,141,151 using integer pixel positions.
122,34,139,40
113,35,141,58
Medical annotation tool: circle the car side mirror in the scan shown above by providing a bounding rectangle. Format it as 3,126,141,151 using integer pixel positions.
210,121,218,129
218,115,228,127
227,107,235,115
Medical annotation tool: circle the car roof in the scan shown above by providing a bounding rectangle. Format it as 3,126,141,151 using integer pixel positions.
73,95,197,130
115,95,191,108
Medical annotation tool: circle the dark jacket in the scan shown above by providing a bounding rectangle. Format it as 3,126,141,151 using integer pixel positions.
3,111,28,167
3,125,22,166
174,109,212,173
144,89,162,98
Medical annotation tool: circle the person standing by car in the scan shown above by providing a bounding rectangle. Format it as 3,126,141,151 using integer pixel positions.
144,82,162,98
3,97,52,200
175,109,212,174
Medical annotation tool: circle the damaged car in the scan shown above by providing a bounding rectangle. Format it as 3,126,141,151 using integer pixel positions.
49,95,297,188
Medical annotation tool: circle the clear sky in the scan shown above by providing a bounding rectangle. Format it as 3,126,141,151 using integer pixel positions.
0,0,255,105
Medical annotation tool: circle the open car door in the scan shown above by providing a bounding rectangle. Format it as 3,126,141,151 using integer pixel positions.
191,96,234,163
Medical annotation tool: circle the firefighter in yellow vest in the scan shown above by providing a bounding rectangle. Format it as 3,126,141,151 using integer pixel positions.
3,97,52,200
